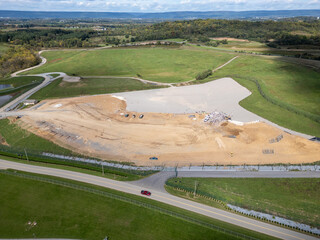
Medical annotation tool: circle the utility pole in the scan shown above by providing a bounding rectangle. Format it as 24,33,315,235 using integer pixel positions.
194,181,198,197
24,148,29,162
102,163,104,176
175,164,178,177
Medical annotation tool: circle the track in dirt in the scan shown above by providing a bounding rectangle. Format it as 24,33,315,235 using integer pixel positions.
15,94,320,167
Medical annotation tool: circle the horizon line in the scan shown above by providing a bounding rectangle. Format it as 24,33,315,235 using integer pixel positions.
1,9,320,13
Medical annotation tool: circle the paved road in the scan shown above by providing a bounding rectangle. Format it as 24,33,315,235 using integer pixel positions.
0,74,50,112
11,50,47,77
131,170,320,193
0,71,71,114
0,159,318,240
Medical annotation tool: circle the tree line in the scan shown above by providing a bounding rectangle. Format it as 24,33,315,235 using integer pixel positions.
1,18,319,48
129,19,320,46
0,46,40,77
0,29,99,48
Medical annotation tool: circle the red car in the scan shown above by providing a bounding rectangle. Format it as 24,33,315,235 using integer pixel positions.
141,190,151,196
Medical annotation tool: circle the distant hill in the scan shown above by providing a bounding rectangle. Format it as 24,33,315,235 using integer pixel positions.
0,10,320,20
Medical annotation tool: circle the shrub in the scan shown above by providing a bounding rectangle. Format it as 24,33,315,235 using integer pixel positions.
195,69,212,80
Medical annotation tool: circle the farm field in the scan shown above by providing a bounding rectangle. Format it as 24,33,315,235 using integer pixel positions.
212,39,320,57
166,178,320,228
208,55,320,136
24,46,235,82
30,77,164,100
0,171,276,240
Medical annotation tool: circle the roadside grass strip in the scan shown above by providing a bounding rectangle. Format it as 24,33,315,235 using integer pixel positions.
0,147,156,180
0,169,261,240
166,177,320,233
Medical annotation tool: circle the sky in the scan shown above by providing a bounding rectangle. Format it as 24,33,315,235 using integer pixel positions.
0,0,319,12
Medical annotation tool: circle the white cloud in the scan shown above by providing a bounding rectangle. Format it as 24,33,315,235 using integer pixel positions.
0,0,319,12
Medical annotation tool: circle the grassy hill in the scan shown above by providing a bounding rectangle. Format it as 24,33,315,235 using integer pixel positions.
207,55,320,136
30,77,165,100
24,46,235,83
22,45,320,136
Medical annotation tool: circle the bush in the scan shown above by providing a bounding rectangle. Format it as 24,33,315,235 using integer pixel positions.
195,69,212,80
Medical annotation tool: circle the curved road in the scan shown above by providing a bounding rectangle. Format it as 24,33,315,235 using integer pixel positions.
0,159,318,240
0,72,66,112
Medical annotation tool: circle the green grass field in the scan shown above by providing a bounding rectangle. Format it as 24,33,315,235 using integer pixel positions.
0,76,44,89
0,119,73,155
30,77,164,100
166,178,320,228
24,46,235,82
0,171,276,240
214,40,318,57
207,55,320,136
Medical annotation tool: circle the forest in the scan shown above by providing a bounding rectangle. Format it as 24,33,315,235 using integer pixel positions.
1,18,320,47
0,45,40,77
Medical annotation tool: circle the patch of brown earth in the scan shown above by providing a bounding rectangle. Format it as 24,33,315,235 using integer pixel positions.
48,58,63,63
16,94,320,167
211,37,250,42
0,134,9,146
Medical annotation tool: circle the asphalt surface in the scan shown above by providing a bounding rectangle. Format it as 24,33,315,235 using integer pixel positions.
0,72,66,113
0,159,318,240
130,170,320,193
0,72,68,114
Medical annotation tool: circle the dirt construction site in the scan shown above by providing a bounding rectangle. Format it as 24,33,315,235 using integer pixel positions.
14,94,320,167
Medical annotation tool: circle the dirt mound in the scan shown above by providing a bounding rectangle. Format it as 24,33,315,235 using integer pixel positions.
0,133,9,146
17,94,320,167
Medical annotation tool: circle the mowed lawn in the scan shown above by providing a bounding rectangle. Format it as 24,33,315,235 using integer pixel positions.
166,178,320,228
0,76,44,89
0,119,73,155
0,172,276,240
30,77,165,100
25,46,235,82
209,55,320,136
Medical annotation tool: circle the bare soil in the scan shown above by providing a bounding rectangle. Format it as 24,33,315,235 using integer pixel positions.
211,37,250,42
18,95,320,167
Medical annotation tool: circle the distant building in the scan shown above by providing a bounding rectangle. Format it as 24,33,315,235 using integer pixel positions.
23,99,38,106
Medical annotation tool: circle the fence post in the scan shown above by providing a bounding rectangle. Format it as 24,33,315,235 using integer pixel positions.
194,181,198,197
24,148,29,162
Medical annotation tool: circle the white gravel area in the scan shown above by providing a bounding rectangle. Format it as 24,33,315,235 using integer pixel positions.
115,77,259,122
114,77,314,139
